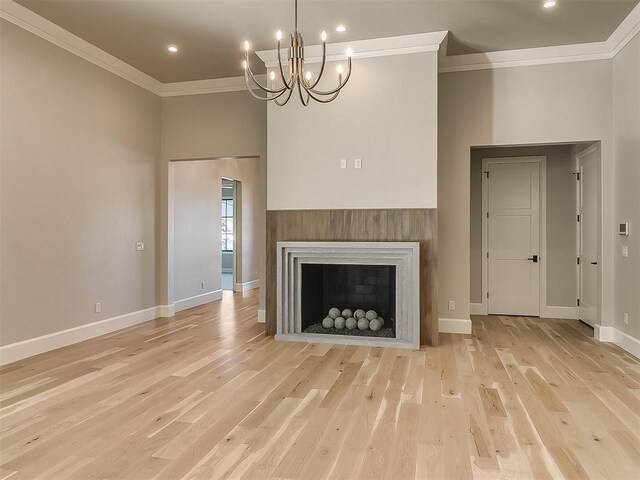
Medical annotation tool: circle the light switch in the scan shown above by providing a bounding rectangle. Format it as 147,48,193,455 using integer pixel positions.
354,158,362,169
95,302,102,313
136,242,145,251
448,300,456,311
622,245,629,257
340,159,347,169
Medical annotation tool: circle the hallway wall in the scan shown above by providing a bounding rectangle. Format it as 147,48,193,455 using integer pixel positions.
160,92,267,311
438,59,614,325
173,158,260,305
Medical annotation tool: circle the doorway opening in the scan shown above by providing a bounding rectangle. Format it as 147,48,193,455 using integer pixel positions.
221,178,237,291
169,156,260,314
469,142,601,323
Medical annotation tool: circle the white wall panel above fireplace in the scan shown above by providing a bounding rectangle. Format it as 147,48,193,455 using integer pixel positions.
266,51,438,210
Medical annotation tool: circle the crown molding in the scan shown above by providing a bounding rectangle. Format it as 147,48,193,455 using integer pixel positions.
439,2,640,73
0,0,262,97
439,42,612,73
0,0,163,95
162,75,265,97
255,31,448,68
2,0,639,95
609,1,640,56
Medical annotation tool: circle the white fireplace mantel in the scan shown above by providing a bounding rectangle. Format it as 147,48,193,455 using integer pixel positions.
276,241,420,349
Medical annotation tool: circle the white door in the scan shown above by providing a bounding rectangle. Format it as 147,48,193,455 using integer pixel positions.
577,146,600,327
486,161,541,316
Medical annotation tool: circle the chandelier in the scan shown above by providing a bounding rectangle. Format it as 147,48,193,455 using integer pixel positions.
242,0,352,106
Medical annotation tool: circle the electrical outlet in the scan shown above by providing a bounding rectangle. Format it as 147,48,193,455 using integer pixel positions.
624,312,629,325
136,241,145,251
622,245,629,257
340,158,347,169
95,302,102,313
354,158,362,169
448,300,456,311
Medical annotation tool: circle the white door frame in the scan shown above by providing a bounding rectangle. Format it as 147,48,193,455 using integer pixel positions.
222,176,241,292
231,178,243,293
480,156,547,316
575,143,601,327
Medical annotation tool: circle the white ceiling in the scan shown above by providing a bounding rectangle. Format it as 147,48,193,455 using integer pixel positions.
15,0,639,83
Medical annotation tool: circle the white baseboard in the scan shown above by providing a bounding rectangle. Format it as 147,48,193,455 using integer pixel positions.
174,290,223,313
595,324,615,341
257,309,266,324
595,325,640,358
469,303,576,319
541,306,577,319
0,305,160,366
234,279,260,293
614,329,640,358
439,317,472,334
470,303,487,315
157,304,175,318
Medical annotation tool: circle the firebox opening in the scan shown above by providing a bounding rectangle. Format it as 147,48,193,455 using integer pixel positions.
301,263,396,338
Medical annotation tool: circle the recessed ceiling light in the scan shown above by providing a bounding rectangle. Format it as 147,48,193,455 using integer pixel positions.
167,45,178,53
336,25,346,33
543,1,556,8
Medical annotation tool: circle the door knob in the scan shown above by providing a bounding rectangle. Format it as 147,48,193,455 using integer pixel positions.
527,255,539,263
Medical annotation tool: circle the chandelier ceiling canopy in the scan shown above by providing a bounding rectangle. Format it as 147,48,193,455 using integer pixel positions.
242,0,353,106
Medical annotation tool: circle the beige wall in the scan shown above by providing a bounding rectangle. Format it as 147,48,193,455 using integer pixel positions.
0,20,161,345
173,158,260,302
267,52,438,210
469,145,578,308
612,33,640,340
439,60,614,323
160,92,267,309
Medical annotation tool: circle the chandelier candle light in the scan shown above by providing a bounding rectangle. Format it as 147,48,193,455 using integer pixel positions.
242,0,353,106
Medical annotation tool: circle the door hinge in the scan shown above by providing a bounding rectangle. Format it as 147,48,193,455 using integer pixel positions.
572,172,580,181
577,256,580,265
577,214,580,222
484,171,490,178
487,292,490,299
487,251,489,259
486,212,490,219
577,299,580,307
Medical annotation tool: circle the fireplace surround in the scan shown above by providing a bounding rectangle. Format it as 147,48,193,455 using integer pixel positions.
265,209,438,345
276,241,420,349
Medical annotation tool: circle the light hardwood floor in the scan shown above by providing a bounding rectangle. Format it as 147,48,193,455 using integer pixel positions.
1,290,639,479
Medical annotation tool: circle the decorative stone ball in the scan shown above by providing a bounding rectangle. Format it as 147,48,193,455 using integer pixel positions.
354,309,366,319
341,309,353,319
345,317,357,330
365,310,378,321
369,318,382,331
322,317,334,329
328,308,341,320
334,317,346,329
377,317,384,327
357,318,370,330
